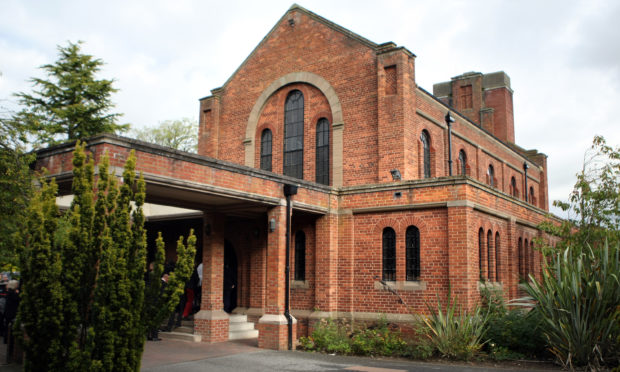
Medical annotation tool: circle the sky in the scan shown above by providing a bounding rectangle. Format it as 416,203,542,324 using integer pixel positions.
1,0,619,217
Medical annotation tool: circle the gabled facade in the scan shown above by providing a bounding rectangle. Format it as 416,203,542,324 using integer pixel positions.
35,5,560,350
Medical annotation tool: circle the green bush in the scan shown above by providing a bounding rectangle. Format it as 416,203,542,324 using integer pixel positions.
350,318,407,356
300,318,352,354
423,293,489,360
523,242,620,370
484,308,547,358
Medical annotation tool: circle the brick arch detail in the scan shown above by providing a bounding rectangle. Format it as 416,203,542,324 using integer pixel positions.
244,71,344,186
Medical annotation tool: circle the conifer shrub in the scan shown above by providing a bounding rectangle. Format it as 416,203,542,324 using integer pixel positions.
18,142,195,372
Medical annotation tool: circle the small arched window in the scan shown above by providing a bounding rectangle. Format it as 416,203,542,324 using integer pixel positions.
478,228,484,280
487,165,495,187
382,227,396,281
421,130,431,178
458,150,467,176
511,177,517,197
294,230,306,281
487,230,493,281
495,232,501,282
260,129,272,171
316,118,329,185
518,237,524,278
284,90,304,179
406,226,420,281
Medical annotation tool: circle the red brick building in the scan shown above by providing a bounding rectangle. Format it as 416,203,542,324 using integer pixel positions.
36,5,559,350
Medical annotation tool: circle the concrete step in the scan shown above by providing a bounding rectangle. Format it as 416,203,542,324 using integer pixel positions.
159,331,202,342
229,328,259,340
170,325,193,334
229,314,248,323
229,321,255,332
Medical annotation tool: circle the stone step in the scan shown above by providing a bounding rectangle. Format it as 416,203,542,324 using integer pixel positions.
228,328,259,340
229,314,248,323
159,331,202,342
229,321,255,332
169,325,193,334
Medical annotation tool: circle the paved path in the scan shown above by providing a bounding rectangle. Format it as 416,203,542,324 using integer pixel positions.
0,338,560,371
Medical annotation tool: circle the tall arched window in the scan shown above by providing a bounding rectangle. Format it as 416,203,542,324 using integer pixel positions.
511,176,517,197
518,237,524,278
260,129,272,171
316,118,329,185
495,232,501,282
487,165,495,187
487,230,494,281
421,130,431,178
524,238,529,277
382,227,396,281
406,226,420,281
294,230,306,281
284,90,304,179
478,228,484,280
530,240,535,278
458,150,467,176
529,187,535,206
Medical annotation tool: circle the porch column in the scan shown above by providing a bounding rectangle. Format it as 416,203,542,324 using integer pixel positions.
310,211,338,325
446,201,478,310
195,213,229,343
257,203,296,349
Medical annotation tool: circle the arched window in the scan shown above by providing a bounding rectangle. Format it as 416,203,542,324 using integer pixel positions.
524,238,529,277
406,226,420,281
529,187,535,206
458,150,467,176
487,230,493,281
421,130,431,178
294,230,306,281
518,237,524,278
511,176,517,197
382,227,396,281
478,228,484,280
530,240,535,277
495,232,501,282
284,90,304,179
316,118,329,185
260,129,272,171
487,165,495,187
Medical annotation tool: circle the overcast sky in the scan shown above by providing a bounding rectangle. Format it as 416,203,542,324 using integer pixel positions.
1,0,619,217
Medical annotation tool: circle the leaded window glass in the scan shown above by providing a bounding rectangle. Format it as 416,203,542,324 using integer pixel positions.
382,227,396,281
495,232,501,282
260,129,272,171
284,90,304,179
487,230,493,281
406,226,420,281
459,150,467,176
294,230,306,281
488,165,495,187
421,130,431,178
316,118,329,185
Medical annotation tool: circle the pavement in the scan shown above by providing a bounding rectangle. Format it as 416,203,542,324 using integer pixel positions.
0,338,561,372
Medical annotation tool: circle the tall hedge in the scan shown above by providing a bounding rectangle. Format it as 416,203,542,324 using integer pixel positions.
18,141,195,371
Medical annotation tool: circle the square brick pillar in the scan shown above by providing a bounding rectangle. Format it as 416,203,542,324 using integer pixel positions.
195,213,229,343
310,211,339,327
258,204,296,350
446,201,478,310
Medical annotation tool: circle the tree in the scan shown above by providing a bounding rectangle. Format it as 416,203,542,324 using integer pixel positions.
131,118,198,152
18,142,195,371
0,105,33,269
539,135,619,253
13,41,127,147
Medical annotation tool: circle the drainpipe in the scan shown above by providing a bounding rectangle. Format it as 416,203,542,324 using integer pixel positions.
283,183,298,350
445,112,455,176
523,162,529,202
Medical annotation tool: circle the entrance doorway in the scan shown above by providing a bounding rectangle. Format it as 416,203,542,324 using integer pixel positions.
223,240,238,313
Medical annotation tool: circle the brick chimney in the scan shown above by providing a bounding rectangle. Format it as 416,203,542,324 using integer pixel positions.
433,71,515,143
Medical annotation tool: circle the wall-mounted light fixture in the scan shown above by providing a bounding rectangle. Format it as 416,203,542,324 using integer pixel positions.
269,218,276,232
390,169,401,181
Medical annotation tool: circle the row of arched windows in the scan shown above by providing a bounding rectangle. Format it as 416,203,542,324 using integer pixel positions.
259,90,330,185
382,226,421,281
518,237,535,280
478,228,501,282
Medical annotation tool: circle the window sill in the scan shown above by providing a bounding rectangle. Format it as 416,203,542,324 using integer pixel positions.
374,280,426,292
291,280,309,289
